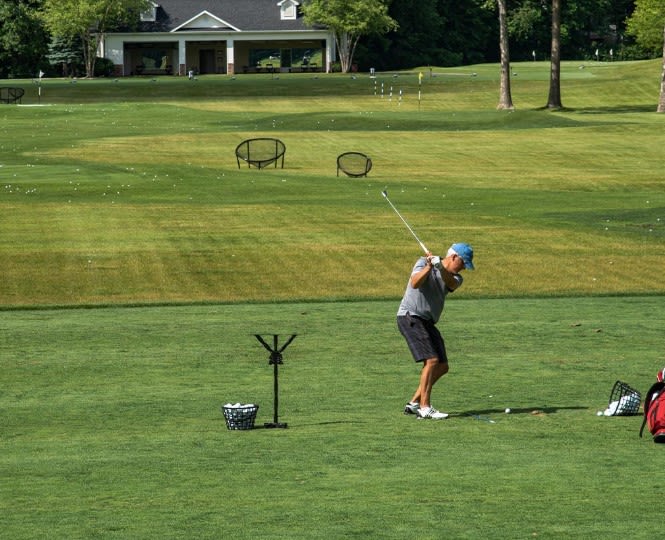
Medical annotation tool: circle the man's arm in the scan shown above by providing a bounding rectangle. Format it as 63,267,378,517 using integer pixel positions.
440,266,462,291
410,259,433,289
410,255,462,291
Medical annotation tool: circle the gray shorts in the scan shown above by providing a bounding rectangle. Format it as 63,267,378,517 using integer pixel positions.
397,314,448,364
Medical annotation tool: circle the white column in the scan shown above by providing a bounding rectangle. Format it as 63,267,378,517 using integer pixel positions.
226,39,235,75
326,37,335,73
178,38,187,76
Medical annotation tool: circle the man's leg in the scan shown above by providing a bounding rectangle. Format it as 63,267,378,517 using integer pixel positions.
411,358,449,408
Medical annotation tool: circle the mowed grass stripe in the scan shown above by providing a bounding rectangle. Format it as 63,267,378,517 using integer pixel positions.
34,114,665,189
2,60,665,306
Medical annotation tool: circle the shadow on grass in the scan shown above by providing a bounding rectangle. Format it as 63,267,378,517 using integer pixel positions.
222,418,366,429
276,420,367,428
457,405,588,418
228,407,592,430
568,104,657,114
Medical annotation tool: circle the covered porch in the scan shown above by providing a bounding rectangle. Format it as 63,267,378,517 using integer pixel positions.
102,32,334,77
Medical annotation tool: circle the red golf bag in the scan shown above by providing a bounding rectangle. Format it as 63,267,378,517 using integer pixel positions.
639,381,665,443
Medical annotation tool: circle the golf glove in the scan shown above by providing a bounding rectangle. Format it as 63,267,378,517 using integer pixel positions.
429,255,442,270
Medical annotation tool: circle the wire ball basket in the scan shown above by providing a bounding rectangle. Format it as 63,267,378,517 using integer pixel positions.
606,381,641,416
222,403,259,430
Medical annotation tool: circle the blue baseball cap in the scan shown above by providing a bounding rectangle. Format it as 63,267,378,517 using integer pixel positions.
450,242,475,270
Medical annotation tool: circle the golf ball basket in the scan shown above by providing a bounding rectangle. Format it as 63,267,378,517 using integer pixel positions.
222,404,259,430
608,380,642,416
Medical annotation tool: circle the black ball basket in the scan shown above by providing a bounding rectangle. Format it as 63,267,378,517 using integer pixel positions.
222,404,259,430
608,381,641,416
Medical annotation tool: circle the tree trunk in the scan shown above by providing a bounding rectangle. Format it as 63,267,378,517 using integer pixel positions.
497,0,514,110
336,32,351,73
659,25,665,113
335,31,360,73
546,0,563,109
81,32,99,78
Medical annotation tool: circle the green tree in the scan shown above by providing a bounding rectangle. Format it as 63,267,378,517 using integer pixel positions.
357,0,493,71
302,0,398,72
41,0,151,78
47,35,84,77
378,0,444,69
0,0,49,78
627,0,665,111
627,0,665,53
504,0,633,61
436,0,498,65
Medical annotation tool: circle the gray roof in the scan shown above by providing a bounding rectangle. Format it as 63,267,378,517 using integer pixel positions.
139,0,321,32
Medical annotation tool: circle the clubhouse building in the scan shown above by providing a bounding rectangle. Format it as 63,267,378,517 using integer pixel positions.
99,0,336,76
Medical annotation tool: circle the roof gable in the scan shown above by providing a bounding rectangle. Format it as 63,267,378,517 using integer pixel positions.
135,0,313,33
172,10,240,32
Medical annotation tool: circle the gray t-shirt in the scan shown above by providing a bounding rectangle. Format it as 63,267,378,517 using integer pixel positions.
397,257,463,323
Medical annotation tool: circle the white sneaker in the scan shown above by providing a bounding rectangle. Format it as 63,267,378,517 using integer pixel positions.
404,401,419,415
417,406,449,420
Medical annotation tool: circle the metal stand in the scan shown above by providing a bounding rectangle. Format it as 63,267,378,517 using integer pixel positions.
255,334,296,429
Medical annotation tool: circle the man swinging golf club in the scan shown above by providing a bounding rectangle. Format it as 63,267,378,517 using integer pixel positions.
397,242,475,420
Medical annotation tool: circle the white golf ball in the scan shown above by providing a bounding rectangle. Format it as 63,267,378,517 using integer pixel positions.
504,408,511,414
596,411,603,416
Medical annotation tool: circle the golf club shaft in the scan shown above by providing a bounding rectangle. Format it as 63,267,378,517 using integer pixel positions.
381,190,429,254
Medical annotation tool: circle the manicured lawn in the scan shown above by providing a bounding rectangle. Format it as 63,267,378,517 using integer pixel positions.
1,61,664,538
1,297,663,539
1,61,664,306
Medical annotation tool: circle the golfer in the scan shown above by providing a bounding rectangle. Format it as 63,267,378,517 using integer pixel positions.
397,242,474,419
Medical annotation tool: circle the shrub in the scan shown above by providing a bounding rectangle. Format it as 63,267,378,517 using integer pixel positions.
94,57,115,77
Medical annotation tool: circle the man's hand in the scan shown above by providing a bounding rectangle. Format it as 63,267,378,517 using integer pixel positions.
427,255,442,270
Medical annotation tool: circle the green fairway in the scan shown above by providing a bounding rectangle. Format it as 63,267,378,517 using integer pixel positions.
2,61,665,538
1,60,664,306
1,297,664,539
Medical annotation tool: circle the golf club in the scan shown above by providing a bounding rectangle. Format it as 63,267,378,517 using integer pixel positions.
381,190,429,254
381,190,442,269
